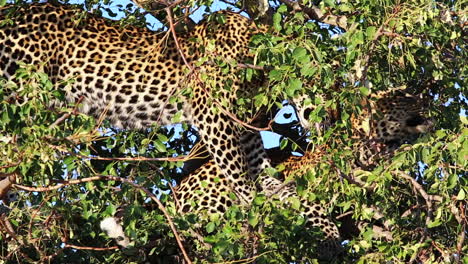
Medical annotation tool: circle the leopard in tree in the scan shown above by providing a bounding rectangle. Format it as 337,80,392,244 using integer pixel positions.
0,2,285,204
166,88,433,257
0,2,434,259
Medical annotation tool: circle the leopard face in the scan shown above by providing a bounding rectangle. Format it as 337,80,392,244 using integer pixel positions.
349,90,433,150
296,90,432,145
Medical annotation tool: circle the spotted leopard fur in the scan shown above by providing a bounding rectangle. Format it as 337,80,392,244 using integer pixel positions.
350,89,433,168
175,131,342,260
0,2,267,203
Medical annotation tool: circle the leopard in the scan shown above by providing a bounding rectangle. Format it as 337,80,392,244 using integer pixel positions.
0,2,278,204
166,88,433,259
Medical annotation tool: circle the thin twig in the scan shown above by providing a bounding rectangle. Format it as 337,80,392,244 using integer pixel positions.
49,96,84,128
408,232,428,264
64,244,119,251
28,200,46,241
356,221,393,241
265,180,294,199
43,248,66,262
165,7,194,72
167,182,181,210
215,101,273,131
456,201,466,263
335,211,353,220
360,5,404,83
205,60,272,71
0,162,21,170
335,166,375,192
237,63,272,71
0,214,17,240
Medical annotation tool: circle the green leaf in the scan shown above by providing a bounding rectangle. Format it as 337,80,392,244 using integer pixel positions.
359,86,370,96
460,115,468,125
279,138,288,150
323,0,335,7
363,228,374,241
269,69,282,81
289,197,301,210
456,189,465,200
339,3,351,12
204,236,216,243
205,222,216,233
149,247,158,256
353,31,364,45
154,139,167,152
215,13,226,24
340,201,352,212
366,26,377,40
201,180,209,188
450,31,458,40
141,138,150,146
248,211,258,227
427,219,442,228
171,111,183,123
104,204,116,216
253,93,268,107
253,195,266,205
157,134,169,142
277,4,287,13
292,47,307,60
300,63,317,77
360,117,371,135
273,13,282,31
228,192,238,201
406,53,416,68
286,78,302,97
447,174,457,189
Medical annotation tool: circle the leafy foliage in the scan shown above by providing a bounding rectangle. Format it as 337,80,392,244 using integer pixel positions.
0,0,466,263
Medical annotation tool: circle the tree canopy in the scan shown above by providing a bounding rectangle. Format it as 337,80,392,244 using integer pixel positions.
0,0,466,263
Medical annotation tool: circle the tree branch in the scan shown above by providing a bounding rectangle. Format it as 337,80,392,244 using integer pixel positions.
0,172,17,201
14,175,192,264
395,171,433,226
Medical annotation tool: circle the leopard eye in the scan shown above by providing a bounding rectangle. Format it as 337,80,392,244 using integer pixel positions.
405,115,425,127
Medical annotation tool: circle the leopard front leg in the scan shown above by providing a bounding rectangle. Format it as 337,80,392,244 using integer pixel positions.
190,86,255,205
